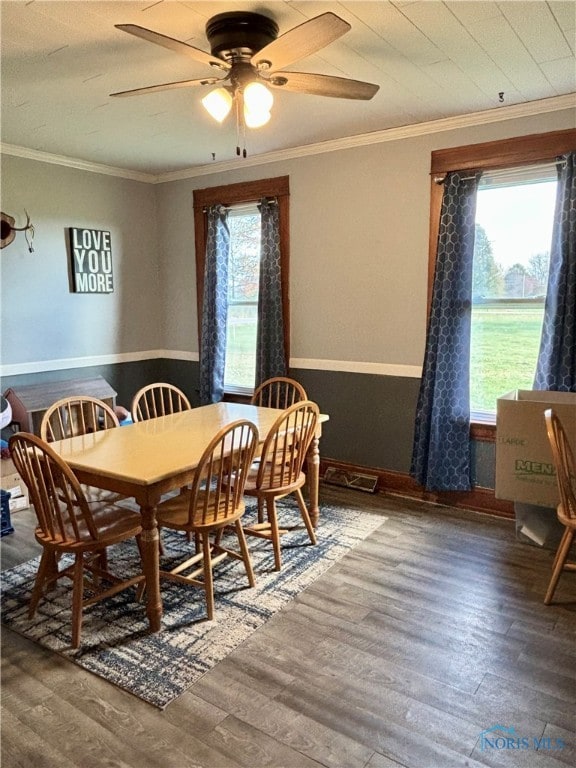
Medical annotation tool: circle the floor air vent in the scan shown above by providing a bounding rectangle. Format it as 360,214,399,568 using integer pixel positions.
323,466,378,493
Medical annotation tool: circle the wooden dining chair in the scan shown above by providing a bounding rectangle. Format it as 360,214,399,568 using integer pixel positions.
242,400,319,571
543,409,576,605
131,383,192,422
155,419,259,620
40,395,126,506
41,395,120,441
8,432,144,648
250,377,307,409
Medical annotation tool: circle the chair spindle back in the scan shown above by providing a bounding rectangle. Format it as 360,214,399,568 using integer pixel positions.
256,401,319,490
41,396,119,442
189,420,258,526
251,377,307,409
132,383,192,422
544,408,576,521
9,433,99,544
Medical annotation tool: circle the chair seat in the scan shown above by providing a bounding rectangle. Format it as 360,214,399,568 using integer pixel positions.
157,490,246,531
239,401,319,571
9,431,144,648
83,485,127,506
244,469,306,494
154,419,258,622
35,503,142,552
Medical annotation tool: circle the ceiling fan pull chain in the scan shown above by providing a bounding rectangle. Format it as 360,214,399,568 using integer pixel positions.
235,96,241,156
234,91,247,158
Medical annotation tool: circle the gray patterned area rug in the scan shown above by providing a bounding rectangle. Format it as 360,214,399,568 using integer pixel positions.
1,497,384,709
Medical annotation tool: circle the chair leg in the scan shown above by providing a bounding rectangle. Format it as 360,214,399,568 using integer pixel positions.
28,550,54,619
98,548,108,572
267,497,282,572
71,553,85,649
295,488,317,545
234,520,256,588
551,527,571,572
202,532,215,620
544,528,574,605
257,498,265,524
92,548,107,588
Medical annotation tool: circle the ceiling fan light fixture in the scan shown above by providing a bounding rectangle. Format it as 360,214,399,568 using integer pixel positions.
202,87,233,122
244,106,271,128
243,81,273,113
113,12,380,156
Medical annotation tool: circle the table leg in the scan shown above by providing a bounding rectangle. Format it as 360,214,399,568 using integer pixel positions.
308,435,321,528
139,505,162,632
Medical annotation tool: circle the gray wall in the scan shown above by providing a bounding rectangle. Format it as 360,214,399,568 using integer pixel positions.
154,107,575,478
2,106,574,482
1,156,161,366
157,108,576,366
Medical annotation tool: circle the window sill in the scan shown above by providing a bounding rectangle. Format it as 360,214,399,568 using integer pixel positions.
470,415,496,442
222,389,252,404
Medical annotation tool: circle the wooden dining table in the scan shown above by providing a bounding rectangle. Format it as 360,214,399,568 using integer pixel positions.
49,402,328,632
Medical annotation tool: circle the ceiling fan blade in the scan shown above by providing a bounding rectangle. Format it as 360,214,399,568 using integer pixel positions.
268,72,379,100
115,24,230,71
251,13,350,72
110,77,222,98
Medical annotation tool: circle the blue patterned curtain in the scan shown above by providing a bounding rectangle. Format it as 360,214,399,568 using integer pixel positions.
534,152,576,391
410,170,482,491
255,198,287,386
199,205,230,404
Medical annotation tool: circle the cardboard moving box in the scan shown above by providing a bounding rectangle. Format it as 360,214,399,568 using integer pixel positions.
496,390,576,508
0,458,30,513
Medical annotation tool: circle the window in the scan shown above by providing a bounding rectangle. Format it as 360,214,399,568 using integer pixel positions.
471,166,557,417
224,205,261,390
193,176,290,395
428,128,576,437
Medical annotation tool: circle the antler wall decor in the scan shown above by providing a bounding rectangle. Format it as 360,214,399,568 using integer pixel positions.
1,211,35,252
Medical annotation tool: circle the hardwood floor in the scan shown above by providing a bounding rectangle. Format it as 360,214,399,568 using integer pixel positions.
2,487,575,768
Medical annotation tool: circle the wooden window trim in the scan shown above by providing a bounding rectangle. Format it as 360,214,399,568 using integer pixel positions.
427,128,576,441
193,176,291,377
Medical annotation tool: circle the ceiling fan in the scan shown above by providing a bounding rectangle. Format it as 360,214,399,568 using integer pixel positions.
111,11,379,153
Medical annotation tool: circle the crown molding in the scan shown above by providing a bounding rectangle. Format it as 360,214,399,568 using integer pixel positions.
0,143,153,183
157,94,576,182
2,94,574,184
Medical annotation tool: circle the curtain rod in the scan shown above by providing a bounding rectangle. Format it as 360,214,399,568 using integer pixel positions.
202,197,277,213
433,157,567,184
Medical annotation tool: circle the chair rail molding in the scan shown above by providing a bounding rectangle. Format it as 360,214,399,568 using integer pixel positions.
0,350,199,377
1,353,422,379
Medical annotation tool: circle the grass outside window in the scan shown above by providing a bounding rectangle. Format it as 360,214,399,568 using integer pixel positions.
470,301,544,417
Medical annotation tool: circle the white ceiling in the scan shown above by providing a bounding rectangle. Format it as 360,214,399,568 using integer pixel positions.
1,1,575,177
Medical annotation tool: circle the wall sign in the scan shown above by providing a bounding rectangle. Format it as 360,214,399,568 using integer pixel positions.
68,228,114,293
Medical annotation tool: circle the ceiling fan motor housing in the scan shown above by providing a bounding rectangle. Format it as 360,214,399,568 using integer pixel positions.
206,12,279,62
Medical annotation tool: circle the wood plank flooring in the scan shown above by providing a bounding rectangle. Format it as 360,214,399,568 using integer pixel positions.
2,487,575,768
